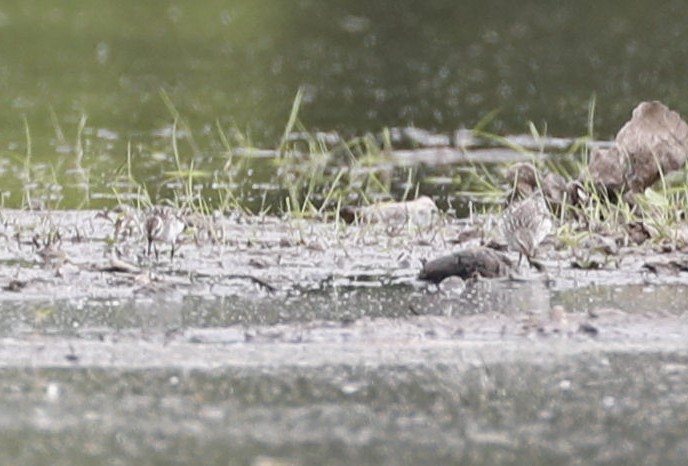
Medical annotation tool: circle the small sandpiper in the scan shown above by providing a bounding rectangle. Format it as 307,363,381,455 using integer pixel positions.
145,207,186,261
500,194,552,269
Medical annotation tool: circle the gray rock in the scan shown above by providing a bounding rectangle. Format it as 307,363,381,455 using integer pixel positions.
419,247,512,284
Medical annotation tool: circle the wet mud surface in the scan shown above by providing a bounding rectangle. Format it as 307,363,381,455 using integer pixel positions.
0,209,677,299
3,209,688,464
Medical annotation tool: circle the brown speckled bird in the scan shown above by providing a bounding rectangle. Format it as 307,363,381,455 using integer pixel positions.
501,194,552,268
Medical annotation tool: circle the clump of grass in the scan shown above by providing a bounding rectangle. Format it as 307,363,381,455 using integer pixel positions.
18,116,69,210
6,87,444,219
271,89,415,220
109,141,151,210
473,102,688,251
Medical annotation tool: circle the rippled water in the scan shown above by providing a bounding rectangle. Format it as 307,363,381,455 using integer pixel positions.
3,353,688,465
0,282,686,463
4,1,686,141
1,292,688,464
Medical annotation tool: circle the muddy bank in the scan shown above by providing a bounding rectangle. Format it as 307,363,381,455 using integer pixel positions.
2,206,685,364
0,208,679,302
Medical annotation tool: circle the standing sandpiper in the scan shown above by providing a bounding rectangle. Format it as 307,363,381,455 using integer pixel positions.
145,207,186,261
500,194,552,269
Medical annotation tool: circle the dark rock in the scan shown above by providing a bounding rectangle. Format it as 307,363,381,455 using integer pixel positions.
617,101,688,192
4,279,28,292
505,162,539,199
541,171,569,207
626,221,654,245
580,101,688,201
585,146,627,199
578,322,599,336
418,247,512,284
504,162,568,212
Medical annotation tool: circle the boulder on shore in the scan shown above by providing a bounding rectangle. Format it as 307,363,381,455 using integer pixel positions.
419,247,512,284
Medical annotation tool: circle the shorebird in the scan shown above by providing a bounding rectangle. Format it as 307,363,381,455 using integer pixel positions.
145,207,186,261
500,194,552,269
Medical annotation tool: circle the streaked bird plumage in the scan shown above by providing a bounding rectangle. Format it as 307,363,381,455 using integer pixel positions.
501,194,552,268
145,207,186,261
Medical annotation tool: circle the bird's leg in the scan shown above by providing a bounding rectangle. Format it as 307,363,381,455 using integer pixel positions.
517,253,523,267
170,243,175,261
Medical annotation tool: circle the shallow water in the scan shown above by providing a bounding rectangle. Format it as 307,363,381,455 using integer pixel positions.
3,281,688,337
2,271,688,464
3,352,688,466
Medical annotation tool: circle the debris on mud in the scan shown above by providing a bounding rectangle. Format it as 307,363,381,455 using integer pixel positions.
643,259,688,275
418,247,512,283
5,98,688,303
340,195,439,227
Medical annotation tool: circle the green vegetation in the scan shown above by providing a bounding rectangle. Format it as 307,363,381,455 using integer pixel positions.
8,90,434,218
8,88,688,259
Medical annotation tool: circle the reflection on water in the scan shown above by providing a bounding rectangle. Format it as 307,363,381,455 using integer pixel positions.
0,282,550,336
2,353,688,464
0,282,685,336
3,1,687,141
1,283,687,463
